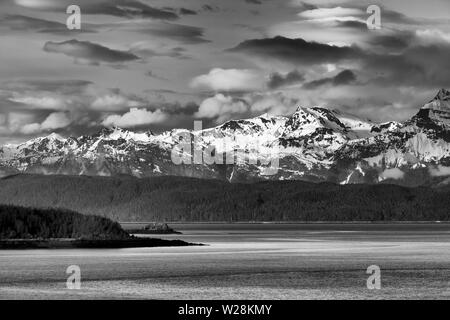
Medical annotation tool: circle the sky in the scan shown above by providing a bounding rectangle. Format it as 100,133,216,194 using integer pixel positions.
0,0,449,143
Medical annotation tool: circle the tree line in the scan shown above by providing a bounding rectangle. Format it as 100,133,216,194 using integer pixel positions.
0,204,129,239
0,174,449,222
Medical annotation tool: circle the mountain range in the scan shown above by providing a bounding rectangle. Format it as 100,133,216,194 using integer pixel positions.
2,89,450,187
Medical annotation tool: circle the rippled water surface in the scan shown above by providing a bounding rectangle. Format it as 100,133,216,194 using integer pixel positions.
1,223,450,299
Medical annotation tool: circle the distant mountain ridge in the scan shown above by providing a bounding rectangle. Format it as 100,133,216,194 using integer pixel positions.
2,89,450,186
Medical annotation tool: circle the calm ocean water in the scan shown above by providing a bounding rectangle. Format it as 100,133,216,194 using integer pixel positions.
1,223,450,299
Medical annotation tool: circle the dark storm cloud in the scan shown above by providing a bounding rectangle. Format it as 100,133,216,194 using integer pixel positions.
303,70,357,90
132,22,209,44
158,101,199,115
333,70,357,85
228,36,364,65
131,46,190,60
245,0,262,4
5,80,93,95
382,8,418,25
83,1,179,20
296,2,318,11
229,33,450,89
234,23,265,35
368,32,414,51
201,5,220,12
267,70,305,89
366,54,425,86
335,20,367,30
43,39,140,65
145,71,167,81
0,14,96,34
347,39,450,89
179,8,197,15
14,0,179,20
370,44,450,88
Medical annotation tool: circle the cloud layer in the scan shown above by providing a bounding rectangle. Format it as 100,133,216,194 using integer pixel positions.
0,0,450,142
191,68,264,92
102,108,169,128
43,39,140,65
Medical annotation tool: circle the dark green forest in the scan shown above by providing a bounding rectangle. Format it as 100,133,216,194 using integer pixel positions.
0,204,129,239
0,174,449,222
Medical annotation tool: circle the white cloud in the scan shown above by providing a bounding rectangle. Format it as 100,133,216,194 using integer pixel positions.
191,68,264,92
92,94,142,111
250,93,298,116
21,123,41,135
41,112,71,129
7,112,36,132
381,168,405,180
415,29,450,44
195,94,249,123
9,95,65,109
290,0,348,6
20,112,72,134
298,7,363,20
268,20,363,48
102,108,168,128
195,92,299,124
429,165,450,177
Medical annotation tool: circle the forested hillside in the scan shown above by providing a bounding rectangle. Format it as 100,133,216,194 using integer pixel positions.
0,204,129,239
0,174,449,222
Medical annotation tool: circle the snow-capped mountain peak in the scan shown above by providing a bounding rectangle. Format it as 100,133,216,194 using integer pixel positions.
102,127,153,143
434,88,450,101
418,89,450,126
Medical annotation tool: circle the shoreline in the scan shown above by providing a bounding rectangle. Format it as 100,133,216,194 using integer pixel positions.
0,238,201,250
121,221,450,225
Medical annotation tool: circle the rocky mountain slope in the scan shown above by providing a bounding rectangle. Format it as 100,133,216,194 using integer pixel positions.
1,89,450,186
